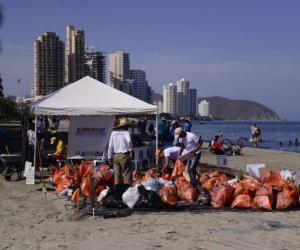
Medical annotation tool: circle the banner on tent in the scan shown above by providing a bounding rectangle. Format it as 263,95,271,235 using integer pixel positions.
68,116,114,159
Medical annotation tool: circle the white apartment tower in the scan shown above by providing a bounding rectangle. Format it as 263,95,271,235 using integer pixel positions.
108,50,130,88
176,78,190,117
163,83,177,116
199,100,209,116
65,26,85,84
34,32,64,97
189,88,197,116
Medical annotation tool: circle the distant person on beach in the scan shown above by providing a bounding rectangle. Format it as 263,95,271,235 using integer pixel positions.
44,115,49,132
50,117,58,138
175,127,203,187
108,118,134,185
37,117,45,142
219,130,223,137
257,126,262,142
48,137,67,166
137,120,142,134
148,123,155,136
171,121,180,146
208,134,224,155
279,141,282,146
295,138,299,146
27,123,35,165
148,135,157,160
289,140,293,145
251,124,259,148
141,120,147,136
157,117,167,143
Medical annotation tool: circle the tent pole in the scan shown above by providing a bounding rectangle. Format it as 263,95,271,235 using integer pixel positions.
156,115,158,164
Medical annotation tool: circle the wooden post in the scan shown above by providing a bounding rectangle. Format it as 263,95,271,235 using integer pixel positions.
76,188,80,216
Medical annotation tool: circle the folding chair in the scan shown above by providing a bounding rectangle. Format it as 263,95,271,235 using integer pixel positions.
131,147,142,170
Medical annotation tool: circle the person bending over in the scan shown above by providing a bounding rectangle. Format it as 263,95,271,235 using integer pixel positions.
48,137,67,166
155,146,180,174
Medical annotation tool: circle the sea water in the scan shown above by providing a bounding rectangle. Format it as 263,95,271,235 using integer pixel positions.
191,121,300,153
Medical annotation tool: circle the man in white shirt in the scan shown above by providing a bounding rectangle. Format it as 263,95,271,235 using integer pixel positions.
108,117,135,185
175,127,203,187
155,146,180,174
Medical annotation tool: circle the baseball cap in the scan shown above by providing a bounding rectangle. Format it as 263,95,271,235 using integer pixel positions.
174,127,183,138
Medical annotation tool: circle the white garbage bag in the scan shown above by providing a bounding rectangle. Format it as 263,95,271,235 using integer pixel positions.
122,185,140,209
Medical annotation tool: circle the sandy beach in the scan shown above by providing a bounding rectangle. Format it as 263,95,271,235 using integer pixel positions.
0,121,300,250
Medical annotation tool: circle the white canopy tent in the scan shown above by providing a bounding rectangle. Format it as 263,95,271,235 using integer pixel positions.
25,76,158,166
26,76,157,116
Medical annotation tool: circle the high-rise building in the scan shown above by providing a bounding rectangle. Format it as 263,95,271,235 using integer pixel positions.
163,83,177,116
130,69,153,104
34,32,64,98
189,88,197,116
84,48,106,83
65,26,85,85
176,78,190,117
107,50,130,88
199,100,209,116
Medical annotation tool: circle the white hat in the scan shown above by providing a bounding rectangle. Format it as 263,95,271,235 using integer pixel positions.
174,127,183,138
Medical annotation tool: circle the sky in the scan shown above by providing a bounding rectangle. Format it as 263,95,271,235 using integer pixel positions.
0,0,299,120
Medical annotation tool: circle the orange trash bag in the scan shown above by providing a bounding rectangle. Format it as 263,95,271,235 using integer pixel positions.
231,190,255,209
175,177,197,202
170,159,185,182
242,179,260,197
158,186,178,206
99,164,114,180
261,171,288,191
71,189,79,203
254,184,273,210
276,189,297,210
54,178,70,194
80,177,90,197
202,177,219,191
210,183,235,208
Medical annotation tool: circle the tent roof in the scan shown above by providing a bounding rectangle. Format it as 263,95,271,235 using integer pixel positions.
26,76,157,116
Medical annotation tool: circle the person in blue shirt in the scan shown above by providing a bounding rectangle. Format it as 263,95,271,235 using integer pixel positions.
183,118,192,132
157,117,167,143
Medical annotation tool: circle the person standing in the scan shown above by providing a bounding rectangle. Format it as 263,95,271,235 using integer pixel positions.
50,117,58,138
175,127,203,187
27,123,35,165
148,123,155,136
157,117,167,143
108,118,134,185
219,130,223,137
37,117,45,142
251,124,259,148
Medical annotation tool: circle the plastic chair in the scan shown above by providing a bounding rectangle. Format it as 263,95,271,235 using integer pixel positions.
131,147,142,170
140,145,150,166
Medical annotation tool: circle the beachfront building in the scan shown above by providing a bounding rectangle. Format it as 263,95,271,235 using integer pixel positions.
108,50,130,88
130,69,153,104
84,48,106,83
65,26,85,85
176,78,190,117
198,100,209,116
189,88,197,116
34,32,64,98
163,83,177,116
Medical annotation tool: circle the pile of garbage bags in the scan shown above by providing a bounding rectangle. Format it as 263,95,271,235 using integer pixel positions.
50,160,299,211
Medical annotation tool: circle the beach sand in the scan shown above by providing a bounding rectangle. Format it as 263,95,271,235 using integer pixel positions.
0,121,300,250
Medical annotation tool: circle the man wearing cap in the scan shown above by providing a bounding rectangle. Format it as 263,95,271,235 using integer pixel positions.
48,137,67,166
175,127,203,187
157,117,167,144
155,146,180,174
108,117,135,185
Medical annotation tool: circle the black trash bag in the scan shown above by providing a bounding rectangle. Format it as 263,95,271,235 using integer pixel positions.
136,185,165,209
102,184,130,209
196,185,211,205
